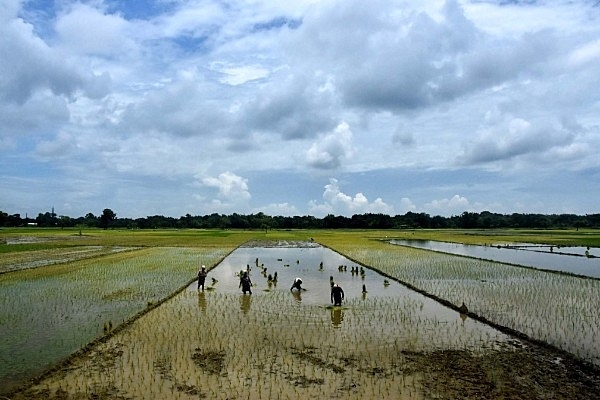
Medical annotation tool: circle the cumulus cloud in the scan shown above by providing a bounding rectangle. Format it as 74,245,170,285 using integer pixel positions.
2,0,600,218
459,114,576,165
253,202,299,217
309,178,394,216
202,171,251,201
0,7,112,105
240,73,338,140
289,0,560,113
0,94,69,139
119,76,229,138
306,122,354,169
421,194,513,217
55,3,132,56
424,194,472,216
398,197,417,214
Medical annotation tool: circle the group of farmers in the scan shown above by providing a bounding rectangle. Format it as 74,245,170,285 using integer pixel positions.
197,265,346,306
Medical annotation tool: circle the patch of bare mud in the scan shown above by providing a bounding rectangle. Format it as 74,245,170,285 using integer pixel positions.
191,349,227,376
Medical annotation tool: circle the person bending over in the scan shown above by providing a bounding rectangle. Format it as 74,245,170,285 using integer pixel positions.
290,277,303,291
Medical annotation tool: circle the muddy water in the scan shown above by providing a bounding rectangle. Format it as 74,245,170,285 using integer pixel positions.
190,245,510,346
13,244,528,399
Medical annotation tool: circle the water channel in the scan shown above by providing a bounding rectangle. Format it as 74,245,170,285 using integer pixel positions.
389,239,600,278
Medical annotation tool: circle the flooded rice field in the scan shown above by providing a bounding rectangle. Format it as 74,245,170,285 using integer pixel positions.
389,239,600,278
10,243,600,399
0,247,228,395
0,245,138,274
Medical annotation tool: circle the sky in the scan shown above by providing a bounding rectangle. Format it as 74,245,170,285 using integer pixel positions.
1,0,599,219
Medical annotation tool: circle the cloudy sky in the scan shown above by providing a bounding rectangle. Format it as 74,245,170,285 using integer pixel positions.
1,0,599,219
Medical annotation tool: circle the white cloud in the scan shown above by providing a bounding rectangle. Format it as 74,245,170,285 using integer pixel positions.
202,171,251,201
2,0,600,218
306,122,354,169
254,202,299,217
424,194,472,216
398,197,417,214
459,114,576,166
55,4,132,56
568,39,600,68
216,64,270,85
309,178,394,216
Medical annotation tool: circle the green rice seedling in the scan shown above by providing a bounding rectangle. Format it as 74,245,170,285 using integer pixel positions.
316,238,600,367
0,246,229,393
9,240,600,399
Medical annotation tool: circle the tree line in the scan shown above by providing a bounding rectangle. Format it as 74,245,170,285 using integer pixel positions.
1,209,599,230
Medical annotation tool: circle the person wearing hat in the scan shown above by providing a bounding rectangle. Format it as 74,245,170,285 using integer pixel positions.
239,271,253,294
197,265,208,291
290,277,303,291
331,283,344,306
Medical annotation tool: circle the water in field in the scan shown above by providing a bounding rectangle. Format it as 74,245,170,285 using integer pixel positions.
17,244,524,399
389,239,600,278
187,244,511,343
0,247,226,395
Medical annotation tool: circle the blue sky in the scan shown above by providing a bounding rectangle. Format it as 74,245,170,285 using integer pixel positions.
1,0,599,219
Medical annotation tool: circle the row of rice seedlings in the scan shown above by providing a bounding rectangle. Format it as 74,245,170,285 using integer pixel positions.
334,244,600,365
0,245,139,274
21,269,515,399
0,247,229,393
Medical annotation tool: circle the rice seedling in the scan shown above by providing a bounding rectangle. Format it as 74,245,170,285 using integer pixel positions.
0,246,230,393
13,244,587,399
5,231,600,399
315,237,600,367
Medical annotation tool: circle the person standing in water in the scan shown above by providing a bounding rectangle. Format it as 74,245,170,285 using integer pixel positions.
239,271,252,294
290,277,303,291
197,265,207,291
331,284,345,306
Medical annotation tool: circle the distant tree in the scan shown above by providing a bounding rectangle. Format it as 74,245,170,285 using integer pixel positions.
7,213,22,227
100,208,116,230
57,215,73,228
36,212,56,227
84,213,98,227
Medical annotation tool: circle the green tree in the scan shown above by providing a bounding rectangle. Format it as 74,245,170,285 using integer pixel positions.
100,208,116,230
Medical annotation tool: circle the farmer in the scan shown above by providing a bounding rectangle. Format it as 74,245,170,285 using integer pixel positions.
239,271,252,294
290,277,303,291
331,284,345,306
197,265,207,291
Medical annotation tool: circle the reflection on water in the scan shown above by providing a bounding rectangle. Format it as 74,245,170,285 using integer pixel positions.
197,292,207,313
195,245,384,306
185,243,505,337
240,294,252,314
389,239,600,278
291,290,302,303
330,307,344,328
